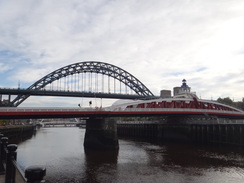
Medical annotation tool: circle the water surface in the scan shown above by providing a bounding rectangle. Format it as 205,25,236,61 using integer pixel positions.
17,127,244,183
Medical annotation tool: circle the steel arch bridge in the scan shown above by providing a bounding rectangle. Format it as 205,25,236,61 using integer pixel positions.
10,61,154,106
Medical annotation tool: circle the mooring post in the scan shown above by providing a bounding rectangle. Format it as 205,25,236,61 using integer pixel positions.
1,137,8,163
25,166,46,183
5,144,17,183
0,133,3,140
0,134,5,174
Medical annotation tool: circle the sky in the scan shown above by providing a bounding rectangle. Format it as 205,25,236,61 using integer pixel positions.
0,0,244,107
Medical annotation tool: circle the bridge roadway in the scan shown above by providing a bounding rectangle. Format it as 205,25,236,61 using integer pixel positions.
0,88,155,100
0,107,244,119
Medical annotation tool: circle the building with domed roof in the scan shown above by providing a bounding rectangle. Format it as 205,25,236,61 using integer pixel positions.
160,79,198,99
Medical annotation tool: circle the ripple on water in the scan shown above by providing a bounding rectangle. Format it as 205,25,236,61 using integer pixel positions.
15,128,244,183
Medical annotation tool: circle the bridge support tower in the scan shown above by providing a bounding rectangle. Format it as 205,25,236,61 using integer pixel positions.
84,117,119,150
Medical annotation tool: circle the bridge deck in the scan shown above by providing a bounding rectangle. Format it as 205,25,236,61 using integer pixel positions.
0,107,244,119
0,88,153,99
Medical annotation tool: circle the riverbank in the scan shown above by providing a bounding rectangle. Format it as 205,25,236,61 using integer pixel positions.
0,125,36,182
0,125,35,140
0,171,25,183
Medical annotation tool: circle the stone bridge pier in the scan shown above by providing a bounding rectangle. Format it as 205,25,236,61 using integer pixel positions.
84,117,119,150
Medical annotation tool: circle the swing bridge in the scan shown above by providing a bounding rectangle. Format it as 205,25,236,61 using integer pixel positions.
1,61,244,151
0,61,243,120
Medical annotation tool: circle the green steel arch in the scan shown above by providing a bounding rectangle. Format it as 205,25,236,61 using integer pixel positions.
11,61,154,106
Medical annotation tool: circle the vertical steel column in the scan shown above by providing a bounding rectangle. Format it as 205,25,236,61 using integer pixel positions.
81,73,83,91
8,95,11,106
89,72,92,92
64,75,66,91
102,74,104,93
84,73,86,92
60,77,62,91
78,73,80,91
114,77,116,93
71,74,73,91
108,75,110,93
75,73,77,91
120,79,121,94
95,73,98,93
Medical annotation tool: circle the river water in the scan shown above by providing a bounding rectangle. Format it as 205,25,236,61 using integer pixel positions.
16,127,244,183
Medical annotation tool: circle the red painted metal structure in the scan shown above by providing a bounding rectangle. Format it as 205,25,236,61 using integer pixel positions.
0,97,243,119
126,97,241,112
0,99,244,119
0,109,243,119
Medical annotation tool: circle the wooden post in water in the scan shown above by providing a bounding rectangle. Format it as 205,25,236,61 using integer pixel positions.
157,124,164,140
206,125,210,144
217,125,221,144
240,125,243,146
225,125,228,144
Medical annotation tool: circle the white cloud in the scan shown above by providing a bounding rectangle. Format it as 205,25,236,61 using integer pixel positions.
0,62,11,73
1,0,244,106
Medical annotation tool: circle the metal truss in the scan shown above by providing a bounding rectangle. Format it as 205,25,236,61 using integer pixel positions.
126,98,243,113
11,61,154,106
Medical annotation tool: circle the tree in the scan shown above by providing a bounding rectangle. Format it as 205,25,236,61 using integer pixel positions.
217,97,244,111
217,97,233,106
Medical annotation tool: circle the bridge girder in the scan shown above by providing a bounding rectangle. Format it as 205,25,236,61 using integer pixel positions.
123,98,243,113
11,61,154,106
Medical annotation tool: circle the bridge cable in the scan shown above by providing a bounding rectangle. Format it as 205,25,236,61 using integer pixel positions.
102,74,104,93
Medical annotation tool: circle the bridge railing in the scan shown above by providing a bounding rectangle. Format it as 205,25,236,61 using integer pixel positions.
0,106,243,116
0,134,46,183
122,107,244,114
0,107,99,112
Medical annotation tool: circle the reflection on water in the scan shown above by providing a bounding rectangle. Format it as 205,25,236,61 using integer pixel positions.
16,128,244,183
84,149,118,183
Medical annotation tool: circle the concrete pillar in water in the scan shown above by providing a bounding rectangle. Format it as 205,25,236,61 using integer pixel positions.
84,117,119,150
